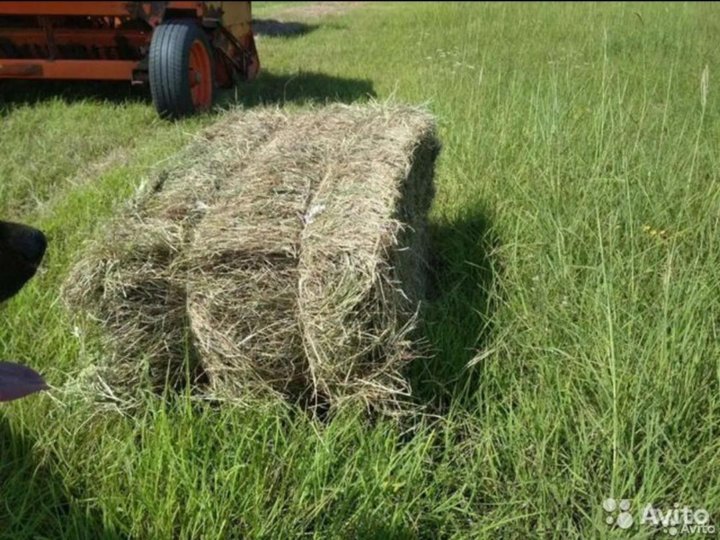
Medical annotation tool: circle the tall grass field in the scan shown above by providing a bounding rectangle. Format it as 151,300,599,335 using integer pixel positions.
1,2,719,538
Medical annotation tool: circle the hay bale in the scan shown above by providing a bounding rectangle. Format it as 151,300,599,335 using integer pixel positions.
138,108,290,224
64,104,440,411
297,112,438,407
64,110,290,395
63,217,191,392
185,117,331,398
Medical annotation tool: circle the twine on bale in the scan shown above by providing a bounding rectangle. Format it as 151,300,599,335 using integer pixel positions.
63,103,440,414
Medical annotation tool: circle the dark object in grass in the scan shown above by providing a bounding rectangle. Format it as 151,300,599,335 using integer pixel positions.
0,220,48,402
0,220,46,303
0,361,48,402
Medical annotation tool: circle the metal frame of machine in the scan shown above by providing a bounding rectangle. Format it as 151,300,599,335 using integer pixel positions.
0,1,260,117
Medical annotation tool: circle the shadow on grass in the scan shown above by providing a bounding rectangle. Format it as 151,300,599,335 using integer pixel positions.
0,418,123,539
409,206,502,414
217,69,376,108
0,70,375,117
0,80,148,116
253,18,319,37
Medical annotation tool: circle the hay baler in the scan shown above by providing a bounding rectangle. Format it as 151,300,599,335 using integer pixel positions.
0,1,259,117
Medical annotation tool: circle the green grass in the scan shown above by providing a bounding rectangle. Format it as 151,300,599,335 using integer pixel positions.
1,2,720,538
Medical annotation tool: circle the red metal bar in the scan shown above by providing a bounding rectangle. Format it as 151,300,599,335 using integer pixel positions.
0,2,138,16
0,2,203,18
0,27,150,48
0,59,138,79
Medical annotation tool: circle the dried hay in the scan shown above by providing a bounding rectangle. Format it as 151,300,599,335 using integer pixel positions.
63,103,440,412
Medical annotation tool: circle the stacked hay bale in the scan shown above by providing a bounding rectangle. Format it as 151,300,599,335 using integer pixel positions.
64,104,439,411
64,111,290,394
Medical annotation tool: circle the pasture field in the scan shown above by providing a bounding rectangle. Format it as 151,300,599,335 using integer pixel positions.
1,2,719,538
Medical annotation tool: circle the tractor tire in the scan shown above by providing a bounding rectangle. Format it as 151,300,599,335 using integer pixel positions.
149,20,215,119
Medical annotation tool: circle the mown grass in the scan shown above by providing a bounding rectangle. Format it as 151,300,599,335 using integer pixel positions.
1,2,720,538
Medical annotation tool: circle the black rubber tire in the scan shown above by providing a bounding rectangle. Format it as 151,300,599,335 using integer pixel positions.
149,20,215,119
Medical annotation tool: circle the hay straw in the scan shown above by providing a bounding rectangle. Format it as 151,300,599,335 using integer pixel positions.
297,111,438,409
63,217,191,393
64,103,440,412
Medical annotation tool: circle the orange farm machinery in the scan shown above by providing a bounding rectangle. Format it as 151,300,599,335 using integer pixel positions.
0,2,260,117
